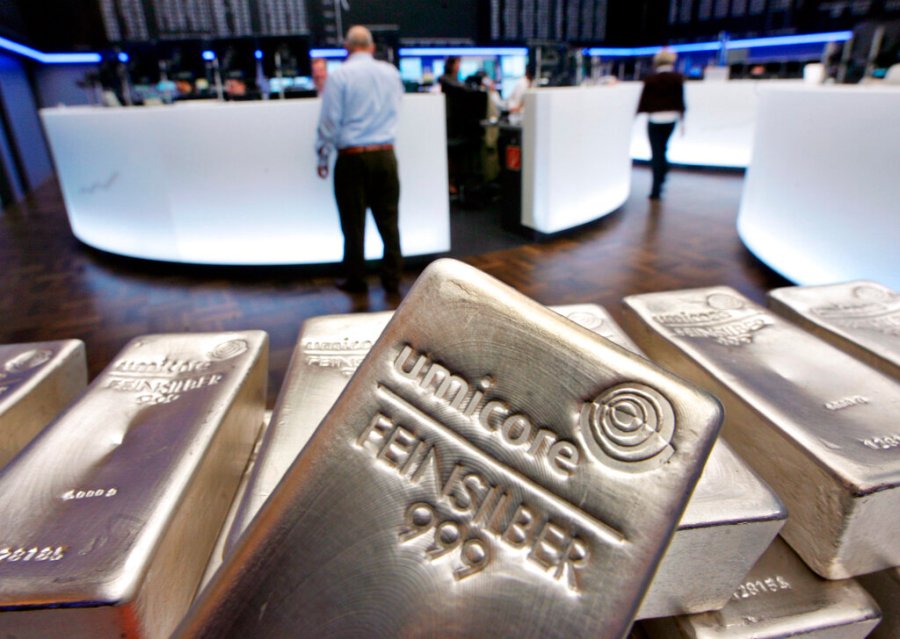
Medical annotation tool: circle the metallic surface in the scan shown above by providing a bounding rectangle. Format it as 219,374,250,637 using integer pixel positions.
0,340,87,468
858,567,900,639
226,305,618,550
554,305,787,620
638,439,785,620
551,303,644,353
226,311,393,550
226,302,783,621
622,286,900,579
641,537,882,638
176,259,722,639
0,331,267,639
198,410,271,592
226,305,634,549
768,280,900,379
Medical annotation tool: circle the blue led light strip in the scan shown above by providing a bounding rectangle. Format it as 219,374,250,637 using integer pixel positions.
309,48,347,58
0,35,101,64
0,30,852,66
585,30,852,58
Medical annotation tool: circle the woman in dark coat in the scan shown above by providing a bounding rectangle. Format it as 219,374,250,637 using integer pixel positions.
637,49,686,199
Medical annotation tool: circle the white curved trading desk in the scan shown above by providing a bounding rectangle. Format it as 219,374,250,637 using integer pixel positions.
630,80,804,169
737,85,900,289
523,83,641,233
41,96,450,265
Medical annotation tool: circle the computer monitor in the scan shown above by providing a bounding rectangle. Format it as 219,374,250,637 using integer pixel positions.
400,57,423,83
431,59,445,78
259,36,311,78
501,55,527,78
212,38,259,81
459,59,480,81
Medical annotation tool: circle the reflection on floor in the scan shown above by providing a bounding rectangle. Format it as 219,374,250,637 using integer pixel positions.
0,165,788,406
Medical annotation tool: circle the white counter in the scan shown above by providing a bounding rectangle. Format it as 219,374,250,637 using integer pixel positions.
630,80,803,169
41,95,450,265
737,85,900,289
523,83,641,234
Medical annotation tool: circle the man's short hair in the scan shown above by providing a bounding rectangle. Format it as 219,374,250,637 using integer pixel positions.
345,25,374,51
653,49,677,68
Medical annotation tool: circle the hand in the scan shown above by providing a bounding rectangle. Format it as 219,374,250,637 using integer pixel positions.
317,164,329,179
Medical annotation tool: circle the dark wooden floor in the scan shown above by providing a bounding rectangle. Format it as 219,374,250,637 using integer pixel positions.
0,165,789,406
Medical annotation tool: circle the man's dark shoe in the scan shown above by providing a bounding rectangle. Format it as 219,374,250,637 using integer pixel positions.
336,279,367,293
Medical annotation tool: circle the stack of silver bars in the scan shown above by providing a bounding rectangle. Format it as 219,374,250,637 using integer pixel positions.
0,258,896,639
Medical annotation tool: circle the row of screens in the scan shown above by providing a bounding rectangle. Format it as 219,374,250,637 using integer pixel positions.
116,39,528,95
399,55,527,83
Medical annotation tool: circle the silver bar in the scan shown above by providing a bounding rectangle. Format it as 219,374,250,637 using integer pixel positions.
0,340,87,468
226,303,783,620
623,286,900,579
0,331,267,639
552,304,644,353
768,280,900,379
177,259,722,639
640,537,882,639
226,311,393,550
858,567,900,639
554,305,786,620
226,306,610,549
198,410,272,592
226,305,633,549
638,439,785,619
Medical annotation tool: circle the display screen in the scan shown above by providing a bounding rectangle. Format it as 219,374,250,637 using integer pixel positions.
501,54,527,77
399,57,423,82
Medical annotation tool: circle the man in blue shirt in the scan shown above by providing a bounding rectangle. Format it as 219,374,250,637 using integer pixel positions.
316,25,404,295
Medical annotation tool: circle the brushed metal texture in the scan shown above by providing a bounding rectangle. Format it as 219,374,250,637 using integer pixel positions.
551,304,644,353
639,439,786,620
198,410,271,593
553,306,786,620
769,280,900,379
858,567,899,639
176,259,722,639
640,537,882,639
622,286,900,579
224,303,782,622
226,311,393,550
0,340,87,468
0,331,267,639
226,305,632,550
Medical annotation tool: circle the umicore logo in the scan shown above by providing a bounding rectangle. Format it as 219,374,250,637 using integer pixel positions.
579,383,675,471
653,293,771,346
